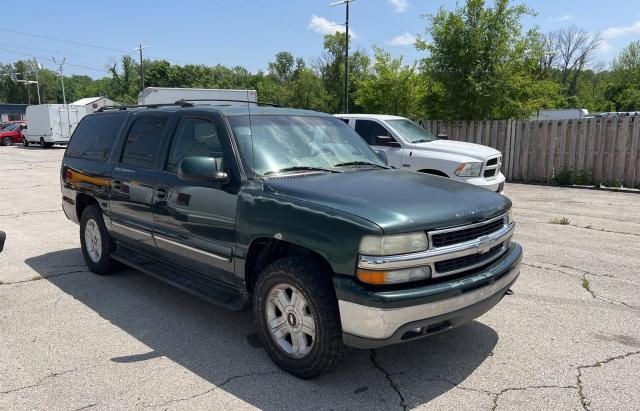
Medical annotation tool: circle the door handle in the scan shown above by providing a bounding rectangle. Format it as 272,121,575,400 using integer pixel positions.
155,186,168,200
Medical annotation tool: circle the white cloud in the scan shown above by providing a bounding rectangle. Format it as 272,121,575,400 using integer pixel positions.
308,15,358,38
598,40,613,53
549,15,574,22
602,20,640,39
386,32,417,47
389,0,409,13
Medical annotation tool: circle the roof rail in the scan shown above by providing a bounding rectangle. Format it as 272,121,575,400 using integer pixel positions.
95,99,280,113
174,98,280,107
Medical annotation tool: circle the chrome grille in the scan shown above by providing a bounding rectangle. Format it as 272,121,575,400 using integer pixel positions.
430,215,506,248
434,244,504,273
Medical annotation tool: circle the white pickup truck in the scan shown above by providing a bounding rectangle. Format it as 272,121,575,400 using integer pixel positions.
335,114,505,192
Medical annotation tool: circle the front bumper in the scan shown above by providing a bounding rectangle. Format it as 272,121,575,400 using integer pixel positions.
334,242,522,348
460,172,506,193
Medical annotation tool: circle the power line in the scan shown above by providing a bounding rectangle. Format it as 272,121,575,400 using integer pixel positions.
0,42,86,58
0,27,191,65
0,47,111,74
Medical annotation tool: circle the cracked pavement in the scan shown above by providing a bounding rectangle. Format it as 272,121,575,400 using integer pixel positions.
1,146,639,410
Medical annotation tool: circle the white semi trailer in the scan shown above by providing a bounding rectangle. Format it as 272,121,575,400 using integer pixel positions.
24,104,87,148
138,87,258,106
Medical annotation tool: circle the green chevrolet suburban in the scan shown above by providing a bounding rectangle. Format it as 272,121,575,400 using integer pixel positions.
60,101,522,378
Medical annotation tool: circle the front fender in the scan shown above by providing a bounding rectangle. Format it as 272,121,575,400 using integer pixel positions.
234,184,382,278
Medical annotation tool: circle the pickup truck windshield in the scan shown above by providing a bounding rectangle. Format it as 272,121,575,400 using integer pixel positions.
228,115,385,176
387,119,437,143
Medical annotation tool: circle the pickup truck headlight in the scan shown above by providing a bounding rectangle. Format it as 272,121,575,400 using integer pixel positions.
454,162,482,177
359,232,428,256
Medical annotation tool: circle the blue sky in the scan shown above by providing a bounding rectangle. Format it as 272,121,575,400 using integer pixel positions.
1,0,639,78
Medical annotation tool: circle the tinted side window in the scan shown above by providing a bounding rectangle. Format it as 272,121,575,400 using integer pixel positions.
354,120,391,145
65,114,126,161
166,118,223,172
121,115,168,169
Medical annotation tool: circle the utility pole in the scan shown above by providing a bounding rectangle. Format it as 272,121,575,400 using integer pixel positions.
52,57,72,136
134,44,148,91
330,0,354,114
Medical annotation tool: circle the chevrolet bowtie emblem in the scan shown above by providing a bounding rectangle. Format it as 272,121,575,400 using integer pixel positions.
477,236,492,254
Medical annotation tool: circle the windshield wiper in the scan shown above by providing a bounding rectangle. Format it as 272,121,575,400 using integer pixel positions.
263,166,339,176
334,161,387,168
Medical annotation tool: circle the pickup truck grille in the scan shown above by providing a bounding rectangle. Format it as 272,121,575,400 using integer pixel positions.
483,155,502,179
430,217,505,248
434,244,504,274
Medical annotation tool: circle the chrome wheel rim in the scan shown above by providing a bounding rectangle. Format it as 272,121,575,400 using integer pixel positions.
3,138,11,146
265,283,316,358
84,219,102,263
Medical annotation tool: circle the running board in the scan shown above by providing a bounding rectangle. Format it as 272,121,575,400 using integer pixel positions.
112,245,248,311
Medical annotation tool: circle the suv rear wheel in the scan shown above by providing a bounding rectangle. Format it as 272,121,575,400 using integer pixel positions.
253,257,344,379
80,205,118,275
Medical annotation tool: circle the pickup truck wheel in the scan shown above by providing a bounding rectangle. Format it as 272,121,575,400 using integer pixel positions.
80,205,118,275
253,257,344,379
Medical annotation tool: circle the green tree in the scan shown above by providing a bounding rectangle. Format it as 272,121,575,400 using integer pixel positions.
416,0,559,119
355,47,422,118
315,32,370,113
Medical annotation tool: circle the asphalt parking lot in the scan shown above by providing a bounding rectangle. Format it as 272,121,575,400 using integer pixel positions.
1,145,639,410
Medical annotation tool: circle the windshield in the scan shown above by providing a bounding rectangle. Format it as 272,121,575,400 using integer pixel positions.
2,124,19,132
228,115,385,176
387,119,437,143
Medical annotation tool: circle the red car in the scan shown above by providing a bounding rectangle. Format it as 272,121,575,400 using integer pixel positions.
0,124,26,146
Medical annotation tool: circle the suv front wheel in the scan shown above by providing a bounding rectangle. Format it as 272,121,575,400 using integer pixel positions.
80,205,118,275
253,257,345,379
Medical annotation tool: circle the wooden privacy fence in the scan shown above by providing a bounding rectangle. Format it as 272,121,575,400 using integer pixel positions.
420,117,640,188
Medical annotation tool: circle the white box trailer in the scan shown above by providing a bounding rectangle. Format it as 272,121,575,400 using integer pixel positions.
24,104,87,148
138,87,258,106
532,108,589,120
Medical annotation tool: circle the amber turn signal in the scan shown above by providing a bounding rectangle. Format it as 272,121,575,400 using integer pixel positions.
356,269,387,285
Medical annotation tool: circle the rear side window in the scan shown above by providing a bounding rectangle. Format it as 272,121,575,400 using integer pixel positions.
66,114,127,161
354,120,390,145
121,115,169,169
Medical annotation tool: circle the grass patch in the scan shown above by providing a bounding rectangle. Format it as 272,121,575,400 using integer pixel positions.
582,275,596,298
30,275,43,281
550,216,571,225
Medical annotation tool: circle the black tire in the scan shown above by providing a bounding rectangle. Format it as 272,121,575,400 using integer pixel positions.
253,257,345,379
22,139,29,147
2,137,12,146
79,205,118,275
40,138,46,149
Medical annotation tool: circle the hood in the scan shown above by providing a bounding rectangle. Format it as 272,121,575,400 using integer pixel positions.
414,139,500,161
263,169,510,234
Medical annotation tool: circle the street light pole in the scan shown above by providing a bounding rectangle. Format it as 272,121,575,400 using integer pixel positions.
52,57,72,136
33,58,41,104
133,44,148,91
330,0,354,114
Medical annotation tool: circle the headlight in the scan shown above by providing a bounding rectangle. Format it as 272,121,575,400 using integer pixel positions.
359,232,428,256
454,162,482,177
357,266,432,285
508,208,515,225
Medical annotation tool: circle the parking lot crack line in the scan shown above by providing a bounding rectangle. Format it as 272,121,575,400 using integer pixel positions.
0,270,89,286
370,350,407,410
576,351,640,410
146,370,279,408
490,385,578,411
0,209,63,218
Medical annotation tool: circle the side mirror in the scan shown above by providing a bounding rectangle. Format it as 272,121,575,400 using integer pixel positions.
437,133,448,140
373,149,388,165
375,135,400,147
178,156,229,183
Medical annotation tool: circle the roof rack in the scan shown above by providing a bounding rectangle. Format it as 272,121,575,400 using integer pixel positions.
174,98,280,107
96,98,280,113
